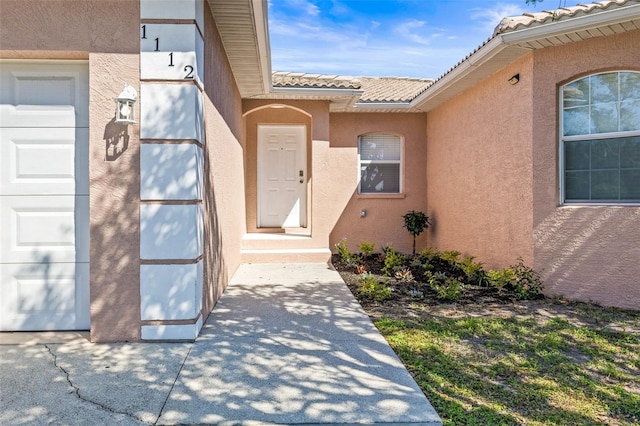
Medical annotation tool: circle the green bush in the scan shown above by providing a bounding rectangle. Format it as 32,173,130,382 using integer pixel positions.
487,259,544,299
428,272,463,301
335,239,353,262
458,256,485,285
440,250,461,264
511,258,544,300
382,247,409,276
359,273,392,302
359,241,375,258
486,268,515,291
417,247,441,262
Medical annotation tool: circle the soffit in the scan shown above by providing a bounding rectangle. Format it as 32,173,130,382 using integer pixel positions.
207,0,271,97
412,1,640,112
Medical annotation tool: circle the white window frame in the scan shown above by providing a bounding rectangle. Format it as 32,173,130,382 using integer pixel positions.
559,71,640,205
357,132,404,196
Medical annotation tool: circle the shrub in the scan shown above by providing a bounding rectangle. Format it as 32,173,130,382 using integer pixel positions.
486,268,515,292
486,259,544,299
335,239,353,262
394,267,415,282
402,211,431,255
382,247,409,276
359,241,375,258
459,256,485,285
440,250,461,264
417,247,441,262
359,273,392,302
511,258,544,300
428,272,463,301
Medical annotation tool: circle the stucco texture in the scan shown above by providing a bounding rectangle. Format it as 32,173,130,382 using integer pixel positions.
329,113,428,254
1,0,142,341
426,55,535,268
531,29,640,309
200,5,245,318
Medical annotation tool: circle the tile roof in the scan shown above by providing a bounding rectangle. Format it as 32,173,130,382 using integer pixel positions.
494,0,637,35
272,72,361,90
272,72,433,103
356,77,434,103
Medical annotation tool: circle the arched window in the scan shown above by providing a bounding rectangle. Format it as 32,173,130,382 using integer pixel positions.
561,71,640,203
358,133,403,194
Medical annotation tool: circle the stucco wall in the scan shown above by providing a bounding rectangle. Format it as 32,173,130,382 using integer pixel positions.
426,54,535,268
1,0,142,341
329,113,428,254
241,104,427,255
531,29,640,309
200,5,245,317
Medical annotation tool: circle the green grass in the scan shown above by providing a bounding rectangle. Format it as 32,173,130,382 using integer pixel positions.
375,314,640,425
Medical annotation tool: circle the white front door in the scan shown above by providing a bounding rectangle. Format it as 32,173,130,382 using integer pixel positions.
258,125,307,228
0,61,90,331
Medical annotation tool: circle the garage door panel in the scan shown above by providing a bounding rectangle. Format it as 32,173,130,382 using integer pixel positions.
0,195,89,264
0,263,89,331
0,105,77,128
0,63,89,127
0,127,88,195
1,60,89,332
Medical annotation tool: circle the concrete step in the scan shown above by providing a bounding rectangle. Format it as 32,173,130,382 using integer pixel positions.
240,248,332,263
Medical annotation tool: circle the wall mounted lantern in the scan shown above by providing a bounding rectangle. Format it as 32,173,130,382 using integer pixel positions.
508,74,520,85
115,84,137,125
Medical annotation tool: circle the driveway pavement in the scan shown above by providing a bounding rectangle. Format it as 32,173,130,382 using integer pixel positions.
0,263,441,425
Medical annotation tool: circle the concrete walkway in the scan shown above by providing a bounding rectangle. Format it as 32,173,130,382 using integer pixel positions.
0,263,441,425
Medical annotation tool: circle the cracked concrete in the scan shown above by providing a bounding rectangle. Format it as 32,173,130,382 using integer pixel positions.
0,264,441,425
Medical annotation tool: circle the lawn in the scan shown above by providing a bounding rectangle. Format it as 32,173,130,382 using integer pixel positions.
332,248,640,425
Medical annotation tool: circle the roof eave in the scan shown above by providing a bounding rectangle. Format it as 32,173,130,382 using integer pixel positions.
207,0,272,98
411,2,640,112
501,2,640,44
271,87,364,97
353,102,414,109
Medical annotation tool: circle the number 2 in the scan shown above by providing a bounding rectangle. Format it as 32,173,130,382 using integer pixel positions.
184,65,194,79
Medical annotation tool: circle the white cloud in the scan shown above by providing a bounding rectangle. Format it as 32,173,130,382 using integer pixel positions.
394,19,444,45
470,3,525,33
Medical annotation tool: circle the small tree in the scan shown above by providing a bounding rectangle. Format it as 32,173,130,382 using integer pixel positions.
402,210,431,255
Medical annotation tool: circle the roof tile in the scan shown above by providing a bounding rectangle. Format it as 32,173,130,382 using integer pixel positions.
494,0,636,35
272,72,433,103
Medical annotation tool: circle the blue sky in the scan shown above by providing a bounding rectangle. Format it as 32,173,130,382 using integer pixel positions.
268,0,582,79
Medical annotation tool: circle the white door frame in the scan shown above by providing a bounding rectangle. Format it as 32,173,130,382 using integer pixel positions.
257,124,307,228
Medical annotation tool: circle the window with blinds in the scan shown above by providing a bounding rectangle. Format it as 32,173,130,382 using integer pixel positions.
358,133,402,194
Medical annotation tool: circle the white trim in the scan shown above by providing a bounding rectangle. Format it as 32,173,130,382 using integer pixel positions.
559,70,640,205
353,102,413,109
501,4,640,45
357,133,404,195
252,0,272,94
271,86,364,97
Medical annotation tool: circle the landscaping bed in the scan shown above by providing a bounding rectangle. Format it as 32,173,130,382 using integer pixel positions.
331,248,640,426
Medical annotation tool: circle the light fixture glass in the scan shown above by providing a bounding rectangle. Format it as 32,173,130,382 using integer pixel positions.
115,84,137,125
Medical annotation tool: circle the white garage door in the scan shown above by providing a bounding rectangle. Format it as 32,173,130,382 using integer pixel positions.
0,61,89,331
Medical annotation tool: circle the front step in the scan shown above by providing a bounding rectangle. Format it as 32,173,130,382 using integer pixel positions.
240,248,332,263
241,233,331,263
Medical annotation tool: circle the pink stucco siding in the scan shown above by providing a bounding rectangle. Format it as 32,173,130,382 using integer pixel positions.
426,55,535,269
1,0,143,341
329,113,429,254
201,4,247,317
531,29,640,309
